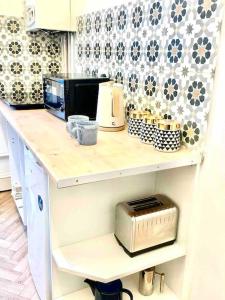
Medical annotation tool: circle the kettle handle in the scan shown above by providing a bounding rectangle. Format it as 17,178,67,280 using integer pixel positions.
112,88,122,117
121,288,133,300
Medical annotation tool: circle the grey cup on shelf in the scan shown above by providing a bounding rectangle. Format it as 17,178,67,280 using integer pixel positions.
66,115,89,138
76,120,98,146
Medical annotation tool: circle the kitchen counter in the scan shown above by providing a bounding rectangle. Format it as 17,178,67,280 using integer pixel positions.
0,101,201,188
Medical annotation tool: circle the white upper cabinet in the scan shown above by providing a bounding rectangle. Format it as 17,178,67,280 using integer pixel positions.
0,0,24,18
25,0,76,32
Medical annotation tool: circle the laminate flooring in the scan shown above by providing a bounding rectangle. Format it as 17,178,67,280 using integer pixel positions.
0,191,39,300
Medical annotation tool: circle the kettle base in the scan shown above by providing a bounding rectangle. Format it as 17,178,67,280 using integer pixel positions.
114,235,176,257
99,125,125,132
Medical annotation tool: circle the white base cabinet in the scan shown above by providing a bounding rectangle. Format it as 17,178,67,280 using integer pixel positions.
50,165,198,300
3,126,200,300
0,106,200,300
25,147,52,300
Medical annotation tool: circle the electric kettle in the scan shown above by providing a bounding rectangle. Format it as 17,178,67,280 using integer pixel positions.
97,81,125,132
84,279,133,300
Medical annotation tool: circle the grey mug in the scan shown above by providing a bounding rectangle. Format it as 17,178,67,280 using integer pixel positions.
76,120,98,146
66,115,89,138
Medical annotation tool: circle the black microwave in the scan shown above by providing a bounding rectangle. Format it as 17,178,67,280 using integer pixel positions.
43,74,109,121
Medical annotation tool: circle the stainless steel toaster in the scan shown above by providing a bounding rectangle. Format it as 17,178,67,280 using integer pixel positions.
115,195,178,257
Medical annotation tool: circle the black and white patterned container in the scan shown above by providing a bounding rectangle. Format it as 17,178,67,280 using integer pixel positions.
140,115,162,145
154,120,181,152
128,111,150,137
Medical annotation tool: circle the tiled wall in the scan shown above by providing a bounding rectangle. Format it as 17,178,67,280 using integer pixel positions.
74,0,224,147
0,16,62,105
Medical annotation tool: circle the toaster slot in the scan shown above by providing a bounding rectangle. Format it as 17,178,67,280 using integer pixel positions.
128,197,163,212
128,197,157,206
133,202,162,211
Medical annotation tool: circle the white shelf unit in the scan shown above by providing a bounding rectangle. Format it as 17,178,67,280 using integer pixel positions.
53,233,186,283
56,275,178,300
50,164,198,300
0,97,202,300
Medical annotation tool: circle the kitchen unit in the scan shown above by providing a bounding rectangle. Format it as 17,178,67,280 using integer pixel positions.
0,100,202,300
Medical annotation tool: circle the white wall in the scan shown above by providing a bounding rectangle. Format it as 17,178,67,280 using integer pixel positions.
0,0,24,17
188,8,225,300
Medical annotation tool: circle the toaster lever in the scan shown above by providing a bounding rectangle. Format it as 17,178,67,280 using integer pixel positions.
155,271,165,293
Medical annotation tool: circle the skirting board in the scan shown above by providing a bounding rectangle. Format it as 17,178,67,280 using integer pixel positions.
0,176,11,191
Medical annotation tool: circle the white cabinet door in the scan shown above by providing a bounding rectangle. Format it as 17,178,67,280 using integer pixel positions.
25,148,51,300
0,0,24,18
25,0,72,31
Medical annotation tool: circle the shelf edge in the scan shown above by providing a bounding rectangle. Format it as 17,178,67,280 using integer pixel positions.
56,154,201,188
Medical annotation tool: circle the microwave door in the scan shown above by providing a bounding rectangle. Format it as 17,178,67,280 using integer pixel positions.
74,83,99,120
44,79,65,119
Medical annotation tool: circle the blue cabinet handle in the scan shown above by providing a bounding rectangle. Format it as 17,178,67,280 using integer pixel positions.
38,195,43,211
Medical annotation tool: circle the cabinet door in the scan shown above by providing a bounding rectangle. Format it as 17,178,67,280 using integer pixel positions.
30,0,71,31
70,0,87,31
25,149,51,300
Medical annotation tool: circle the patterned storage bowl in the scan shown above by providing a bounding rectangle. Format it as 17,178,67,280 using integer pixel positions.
154,120,181,152
140,115,162,145
128,111,150,137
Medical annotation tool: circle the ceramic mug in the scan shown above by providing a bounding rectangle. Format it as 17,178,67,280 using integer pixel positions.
66,115,89,138
76,120,98,146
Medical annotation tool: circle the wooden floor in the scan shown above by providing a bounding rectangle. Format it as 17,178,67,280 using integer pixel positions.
0,191,39,300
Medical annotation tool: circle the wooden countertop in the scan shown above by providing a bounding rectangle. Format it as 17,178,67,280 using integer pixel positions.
0,101,201,188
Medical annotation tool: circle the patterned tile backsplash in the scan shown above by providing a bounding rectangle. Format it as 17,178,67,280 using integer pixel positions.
74,0,224,147
0,16,62,105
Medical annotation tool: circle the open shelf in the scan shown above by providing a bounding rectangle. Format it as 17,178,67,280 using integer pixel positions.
55,146,202,188
56,274,178,300
53,233,186,283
